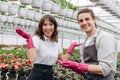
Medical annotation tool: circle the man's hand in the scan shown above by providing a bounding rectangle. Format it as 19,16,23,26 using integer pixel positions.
58,60,88,74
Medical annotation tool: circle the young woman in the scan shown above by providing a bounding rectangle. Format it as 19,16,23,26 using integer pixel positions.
58,8,117,80
16,14,80,80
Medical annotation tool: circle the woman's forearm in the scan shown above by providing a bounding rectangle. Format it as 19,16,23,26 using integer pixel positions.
27,48,37,63
58,53,71,60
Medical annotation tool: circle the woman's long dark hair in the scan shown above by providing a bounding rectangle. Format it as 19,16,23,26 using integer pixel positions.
35,15,58,42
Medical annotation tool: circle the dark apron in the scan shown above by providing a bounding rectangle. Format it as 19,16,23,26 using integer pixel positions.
27,64,54,80
82,30,115,80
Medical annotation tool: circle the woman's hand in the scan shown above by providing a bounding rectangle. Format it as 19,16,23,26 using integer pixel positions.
16,28,34,49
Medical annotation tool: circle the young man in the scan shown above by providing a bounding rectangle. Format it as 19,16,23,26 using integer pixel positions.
59,8,117,80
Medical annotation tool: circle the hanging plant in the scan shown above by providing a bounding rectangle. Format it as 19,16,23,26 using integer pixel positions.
51,0,78,10
1,0,8,2
19,4,26,8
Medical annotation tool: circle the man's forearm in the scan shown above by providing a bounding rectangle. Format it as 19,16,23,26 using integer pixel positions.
88,64,103,75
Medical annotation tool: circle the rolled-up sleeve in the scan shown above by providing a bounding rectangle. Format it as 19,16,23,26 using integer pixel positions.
97,33,117,76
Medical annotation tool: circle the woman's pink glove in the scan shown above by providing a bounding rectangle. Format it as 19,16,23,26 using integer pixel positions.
67,42,82,55
16,28,34,49
58,60,88,74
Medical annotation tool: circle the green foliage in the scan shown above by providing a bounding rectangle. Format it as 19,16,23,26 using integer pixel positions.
51,0,78,11
0,0,8,2
67,3,78,11
52,48,83,79
0,45,120,79
19,4,26,8
117,52,120,68
0,45,27,58
53,63,83,80
63,48,80,62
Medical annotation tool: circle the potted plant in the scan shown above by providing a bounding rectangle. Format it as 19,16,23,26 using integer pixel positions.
31,0,43,9
42,0,53,11
62,19,67,27
59,8,67,16
19,19,26,26
8,4,19,15
26,10,35,20
20,0,32,5
0,15,7,23
13,17,20,25
66,21,72,29
34,12,42,22
18,8,27,18
30,21,36,28
51,3,60,14
55,18,62,27
24,20,31,27
0,1,11,13
7,16,14,23
72,11,78,20
65,9,74,19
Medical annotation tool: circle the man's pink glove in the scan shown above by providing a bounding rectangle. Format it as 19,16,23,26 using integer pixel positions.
16,28,34,49
58,60,88,74
67,42,81,55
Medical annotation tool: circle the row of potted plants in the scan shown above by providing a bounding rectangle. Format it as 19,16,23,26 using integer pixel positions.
0,45,83,80
0,44,120,80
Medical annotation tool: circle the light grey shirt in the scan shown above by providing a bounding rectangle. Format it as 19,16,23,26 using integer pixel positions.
80,28,117,77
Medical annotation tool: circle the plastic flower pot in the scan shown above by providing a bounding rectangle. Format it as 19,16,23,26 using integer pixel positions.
7,69,16,80
62,20,67,27
72,11,78,20
70,22,76,29
1,68,8,80
26,10,35,20
74,23,79,30
34,12,42,21
7,16,14,23
30,21,36,27
8,4,19,15
0,15,7,23
19,19,25,26
20,0,32,5
25,20,31,27
42,0,53,11
51,3,60,14
18,8,27,18
59,8,67,16
56,18,62,27
65,9,74,19
31,0,43,9
0,1,11,13
17,71,26,80
66,21,72,28
13,17,20,25
18,75,26,80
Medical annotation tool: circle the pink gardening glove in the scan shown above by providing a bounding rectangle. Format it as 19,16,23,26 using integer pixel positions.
16,28,34,49
67,42,82,55
58,60,88,74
